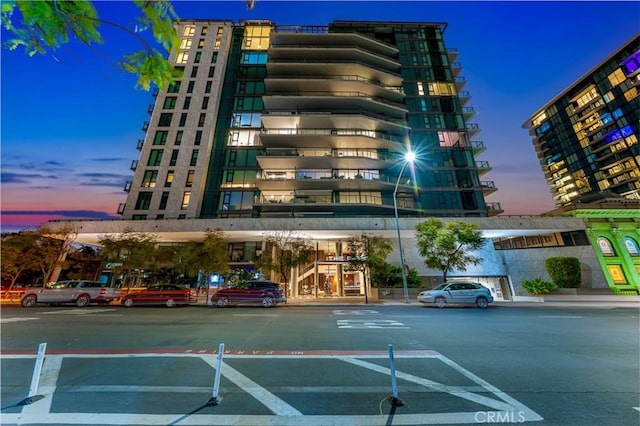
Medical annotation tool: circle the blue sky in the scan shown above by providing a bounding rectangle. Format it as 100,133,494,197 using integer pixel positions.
2,1,639,232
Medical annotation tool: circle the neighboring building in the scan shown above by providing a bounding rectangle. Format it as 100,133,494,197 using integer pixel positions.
523,35,640,207
523,35,640,295
120,19,502,222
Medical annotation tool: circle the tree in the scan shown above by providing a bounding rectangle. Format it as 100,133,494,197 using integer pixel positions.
371,262,422,289
98,229,158,287
256,230,314,292
1,231,41,289
415,217,485,282
2,0,181,90
36,225,78,284
172,229,229,288
345,234,392,303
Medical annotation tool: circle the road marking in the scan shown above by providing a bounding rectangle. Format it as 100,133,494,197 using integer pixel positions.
0,351,543,425
232,314,279,317
538,315,585,318
337,319,408,329
332,309,380,315
0,317,40,323
41,308,117,315
201,356,303,417
633,407,640,412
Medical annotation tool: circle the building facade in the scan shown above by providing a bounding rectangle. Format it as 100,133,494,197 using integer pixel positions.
523,35,640,207
120,19,501,222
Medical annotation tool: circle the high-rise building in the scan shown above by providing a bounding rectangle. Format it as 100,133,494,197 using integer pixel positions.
120,19,501,221
524,35,640,207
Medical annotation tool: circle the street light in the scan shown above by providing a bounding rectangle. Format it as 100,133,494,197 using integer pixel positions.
393,151,415,304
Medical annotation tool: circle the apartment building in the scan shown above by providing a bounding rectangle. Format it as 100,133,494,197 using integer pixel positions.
524,35,640,207
120,19,501,221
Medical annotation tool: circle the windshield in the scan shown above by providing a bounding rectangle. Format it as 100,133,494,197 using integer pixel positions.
432,284,447,290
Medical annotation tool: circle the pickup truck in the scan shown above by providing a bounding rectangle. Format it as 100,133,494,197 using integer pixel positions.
20,280,120,308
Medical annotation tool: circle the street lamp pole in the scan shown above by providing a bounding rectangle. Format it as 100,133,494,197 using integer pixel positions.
393,153,414,304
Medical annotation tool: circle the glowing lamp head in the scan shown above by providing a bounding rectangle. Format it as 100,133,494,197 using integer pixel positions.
405,151,416,163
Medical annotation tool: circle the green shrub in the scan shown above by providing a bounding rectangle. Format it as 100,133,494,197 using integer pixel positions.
521,278,557,295
545,257,581,288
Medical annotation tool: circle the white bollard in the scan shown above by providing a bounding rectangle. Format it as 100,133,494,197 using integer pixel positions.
20,343,47,405
208,343,225,405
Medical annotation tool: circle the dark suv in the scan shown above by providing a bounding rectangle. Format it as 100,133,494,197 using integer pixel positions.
211,280,285,308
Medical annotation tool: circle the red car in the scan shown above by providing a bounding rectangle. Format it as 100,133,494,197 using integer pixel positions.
121,284,194,308
211,280,285,308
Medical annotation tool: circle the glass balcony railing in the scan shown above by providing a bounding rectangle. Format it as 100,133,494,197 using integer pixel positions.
136,139,144,151
117,203,126,215
261,128,405,144
130,160,138,171
123,181,132,192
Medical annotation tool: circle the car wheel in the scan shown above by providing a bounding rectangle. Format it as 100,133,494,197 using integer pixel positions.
123,298,134,308
166,299,176,308
262,296,274,308
434,296,447,309
76,295,90,307
476,297,489,309
216,298,229,308
21,294,37,308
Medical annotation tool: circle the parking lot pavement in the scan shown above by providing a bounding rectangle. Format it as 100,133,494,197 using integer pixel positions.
1,348,543,425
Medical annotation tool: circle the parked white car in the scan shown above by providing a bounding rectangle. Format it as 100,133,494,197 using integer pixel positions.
417,282,494,309
20,280,120,308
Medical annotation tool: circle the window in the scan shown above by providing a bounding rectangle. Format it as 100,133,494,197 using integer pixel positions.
198,113,206,127
624,237,639,256
181,192,191,209
201,26,208,36
217,26,224,36
158,113,172,127
607,265,627,284
175,130,183,145
167,81,181,93
183,97,191,109
135,192,152,210
208,67,215,78
148,150,163,166
186,170,195,187
214,39,221,49
182,25,195,36
202,97,209,109
176,52,189,64
205,81,212,93
179,38,192,49
187,81,194,93
607,68,626,87
190,149,199,166
165,171,174,187
163,97,177,109
212,52,218,62
153,131,168,145
170,149,179,166
597,237,616,256
197,39,205,49
159,192,169,210
190,66,198,78
141,170,158,187
179,113,187,127
194,52,202,63
241,51,267,64
195,130,202,145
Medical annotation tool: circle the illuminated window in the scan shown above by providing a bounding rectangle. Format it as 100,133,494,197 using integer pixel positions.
427,82,456,96
182,25,195,36
597,237,616,256
181,192,191,209
201,26,208,36
180,38,192,50
623,87,638,102
176,52,189,64
417,82,425,96
197,39,205,49
532,112,547,127
606,265,627,284
243,25,270,50
186,170,195,187
165,171,174,187
607,68,626,87
214,39,221,49
625,237,639,256
141,170,158,188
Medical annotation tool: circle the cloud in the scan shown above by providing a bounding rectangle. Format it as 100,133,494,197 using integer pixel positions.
90,157,128,162
1,209,119,219
1,171,60,183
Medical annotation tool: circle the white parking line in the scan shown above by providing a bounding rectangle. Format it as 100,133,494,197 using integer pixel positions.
0,317,40,323
538,315,585,318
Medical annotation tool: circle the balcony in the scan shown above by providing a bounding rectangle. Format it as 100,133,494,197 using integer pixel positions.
260,110,409,134
255,171,410,192
462,106,476,120
447,48,459,62
466,123,481,136
147,104,154,115
152,87,159,98
450,61,462,77
455,76,467,91
471,140,486,154
142,121,149,132
136,139,144,151
457,91,471,105
486,202,503,216
480,180,498,195
123,181,132,192
259,128,405,151
117,203,126,215
475,160,492,175
130,160,138,171
257,148,391,170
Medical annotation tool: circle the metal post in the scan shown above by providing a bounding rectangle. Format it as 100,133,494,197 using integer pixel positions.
387,344,404,406
208,343,225,405
393,162,410,304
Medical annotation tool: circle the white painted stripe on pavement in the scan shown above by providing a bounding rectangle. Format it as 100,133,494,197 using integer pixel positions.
0,317,40,323
20,354,63,418
201,355,303,417
538,315,584,318
337,356,514,412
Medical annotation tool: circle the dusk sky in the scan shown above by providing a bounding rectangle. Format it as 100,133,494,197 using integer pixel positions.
2,1,639,232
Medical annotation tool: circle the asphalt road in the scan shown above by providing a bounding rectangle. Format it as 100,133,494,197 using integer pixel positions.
1,303,638,425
